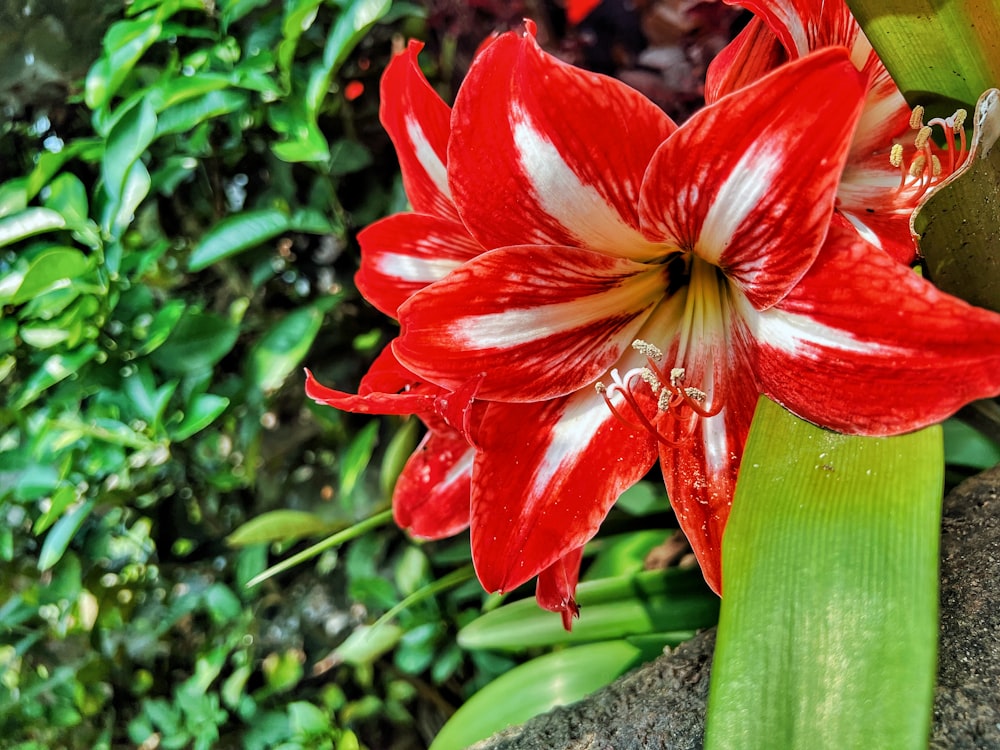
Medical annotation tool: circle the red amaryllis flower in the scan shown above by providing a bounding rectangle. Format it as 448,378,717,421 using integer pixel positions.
706,0,969,265
307,40,596,626
391,28,1000,594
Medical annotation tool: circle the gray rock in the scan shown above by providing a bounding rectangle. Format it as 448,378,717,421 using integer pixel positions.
473,464,1000,750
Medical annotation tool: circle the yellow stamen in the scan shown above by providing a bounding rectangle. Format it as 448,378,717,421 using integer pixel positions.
909,105,925,130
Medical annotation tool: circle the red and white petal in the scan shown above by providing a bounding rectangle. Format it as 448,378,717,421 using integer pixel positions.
393,428,474,539
639,48,867,310
381,40,459,221
395,245,668,402
848,61,912,163
535,547,585,631
469,390,658,596
743,223,1000,435
447,29,676,260
356,213,484,317
705,16,787,103
737,0,858,60
659,371,758,596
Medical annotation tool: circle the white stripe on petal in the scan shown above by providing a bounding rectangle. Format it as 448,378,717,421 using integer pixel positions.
511,106,661,259
405,117,451,201
443,447,475,488
741,295,887,357
695,144,782,264
452,270,664,350
530,392,612,498
377,252,463,283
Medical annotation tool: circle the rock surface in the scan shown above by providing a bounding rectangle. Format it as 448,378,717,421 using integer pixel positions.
474,465,1000,749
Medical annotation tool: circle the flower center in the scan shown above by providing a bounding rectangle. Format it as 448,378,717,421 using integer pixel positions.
889,105,968,198
595,257,729,447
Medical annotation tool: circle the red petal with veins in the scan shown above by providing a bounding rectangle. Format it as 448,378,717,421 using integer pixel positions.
535,547,585,631
659,365,759,595
395,245,668,401
447,29,676,259
305,367,435,416
470,392,657,595
640,48,867,309
381,40,459,221
356,213,484,317
735,0,857,59
705,17,786,104
747,223,1000,435
394,428,474,539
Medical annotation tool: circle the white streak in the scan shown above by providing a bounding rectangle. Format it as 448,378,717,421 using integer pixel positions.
406,117,451,201
696,144,782,264
377,252,462,283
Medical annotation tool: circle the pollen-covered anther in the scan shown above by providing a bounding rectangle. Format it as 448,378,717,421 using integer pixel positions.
909,105,925,130
640,367,662,393
931,155,942,177
889,143,904,168
909,154,927,178
685,387,707,403
632,339,663,360
913,125,932,150
669,367,686,388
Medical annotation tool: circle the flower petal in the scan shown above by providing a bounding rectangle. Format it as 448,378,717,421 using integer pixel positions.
305,365,434,416
395,245,668,401
535,547,584,631
356,213,484,317
659,372,758,596
470,390,657,595
639,47,867,309
394,428,474,539
705,16,787,103
744,223,1000,435
381,40,459,221
447,29,676,259
736,0,858,60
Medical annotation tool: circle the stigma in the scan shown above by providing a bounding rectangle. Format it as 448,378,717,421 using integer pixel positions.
595,340,723,447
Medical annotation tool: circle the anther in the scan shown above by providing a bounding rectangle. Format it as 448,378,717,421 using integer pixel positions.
889,143,904,168
632,340,663,360
908,154,927,178
669,368,686,387
913,125,932,150
685,387,707,402
950,109,967,132
594,382,607,393
909,105,925,130
931,155,942,177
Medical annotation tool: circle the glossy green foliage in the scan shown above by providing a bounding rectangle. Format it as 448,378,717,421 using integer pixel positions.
706,397,942,750
0,0,487,747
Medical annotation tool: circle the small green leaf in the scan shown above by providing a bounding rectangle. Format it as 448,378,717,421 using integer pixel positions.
226,510,334,547
170,393,230,441
331,623,403,667
339,421,380,499
154,89,249,137
4,247,90,305
458,568,718,651
38,500,96,572
247,304,327,393
187,208,290,271
0,208,67,248
150,309,240,375
430,641,646,750
12,344,101,410
85,15,163,111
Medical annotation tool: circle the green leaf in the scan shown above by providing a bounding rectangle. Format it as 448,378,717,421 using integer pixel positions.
170,393,230,441
458,568,718,651
278,0,325,90
102,97,157,202
430,641,646,750
37,500,96,572
85,15,164,111
226,510,335,547
339,421,379,499
247,304,329,393
846,0,1000,113
705,397,941,750
2,246,90,305
188,208,290,271
154,89,249,137
0,208,66,248
12,345,101,410
150,309,240,375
